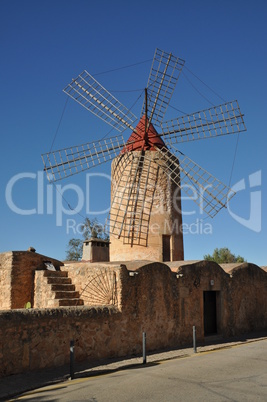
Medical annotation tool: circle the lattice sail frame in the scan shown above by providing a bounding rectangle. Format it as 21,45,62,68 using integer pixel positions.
63,70,137,132
42,135,126,181
142,48,185,126
151,147,236,218
161,100,246,144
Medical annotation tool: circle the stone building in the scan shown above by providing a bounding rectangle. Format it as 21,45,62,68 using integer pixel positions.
0,250,62,310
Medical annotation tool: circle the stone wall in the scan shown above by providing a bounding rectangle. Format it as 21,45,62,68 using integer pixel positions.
0,307,123,378
119,262,181,351
174,261,231,341
59,260,267,343
0,260,266,378
229,263,267,335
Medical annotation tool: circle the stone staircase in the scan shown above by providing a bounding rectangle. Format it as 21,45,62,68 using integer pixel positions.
34,270,84,308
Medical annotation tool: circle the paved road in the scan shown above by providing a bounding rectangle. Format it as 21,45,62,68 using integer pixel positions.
12,339,267,401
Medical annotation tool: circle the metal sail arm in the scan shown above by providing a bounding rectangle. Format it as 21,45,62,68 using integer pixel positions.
142,48,185,127
160,100,246,144
152,146,235,218
42,135,126,182
63,70,137,133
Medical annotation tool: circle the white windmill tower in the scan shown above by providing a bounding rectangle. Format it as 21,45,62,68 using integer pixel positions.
42,49,246,262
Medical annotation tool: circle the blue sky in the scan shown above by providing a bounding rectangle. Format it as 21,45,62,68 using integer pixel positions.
1,0,266,265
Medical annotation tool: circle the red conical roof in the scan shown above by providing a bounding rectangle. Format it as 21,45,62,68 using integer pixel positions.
121,115,165,153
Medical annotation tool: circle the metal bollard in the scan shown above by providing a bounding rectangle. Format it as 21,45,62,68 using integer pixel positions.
143,332,146,364
193,326,197,353
70,340,75,379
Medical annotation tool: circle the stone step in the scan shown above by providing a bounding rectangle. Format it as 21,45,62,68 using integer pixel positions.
44,270,68,278
40,269,84,307
54,290,80,299
58,299,84,306
47,277,72,285
51,284,75,292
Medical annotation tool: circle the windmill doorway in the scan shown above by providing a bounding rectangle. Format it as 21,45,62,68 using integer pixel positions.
203,291,220,336
162,235,171,262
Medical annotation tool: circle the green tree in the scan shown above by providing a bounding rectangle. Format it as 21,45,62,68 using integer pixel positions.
66,238,83,261
204,247,245,264
81,217,109,241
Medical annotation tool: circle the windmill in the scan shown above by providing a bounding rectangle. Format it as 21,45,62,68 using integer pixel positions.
42,49,246,262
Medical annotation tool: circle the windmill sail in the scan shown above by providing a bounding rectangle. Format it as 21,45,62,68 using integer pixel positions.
142,48,185,126
161,100,246,144
42,135,125,182
152,146,235,218
63,70,137,132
